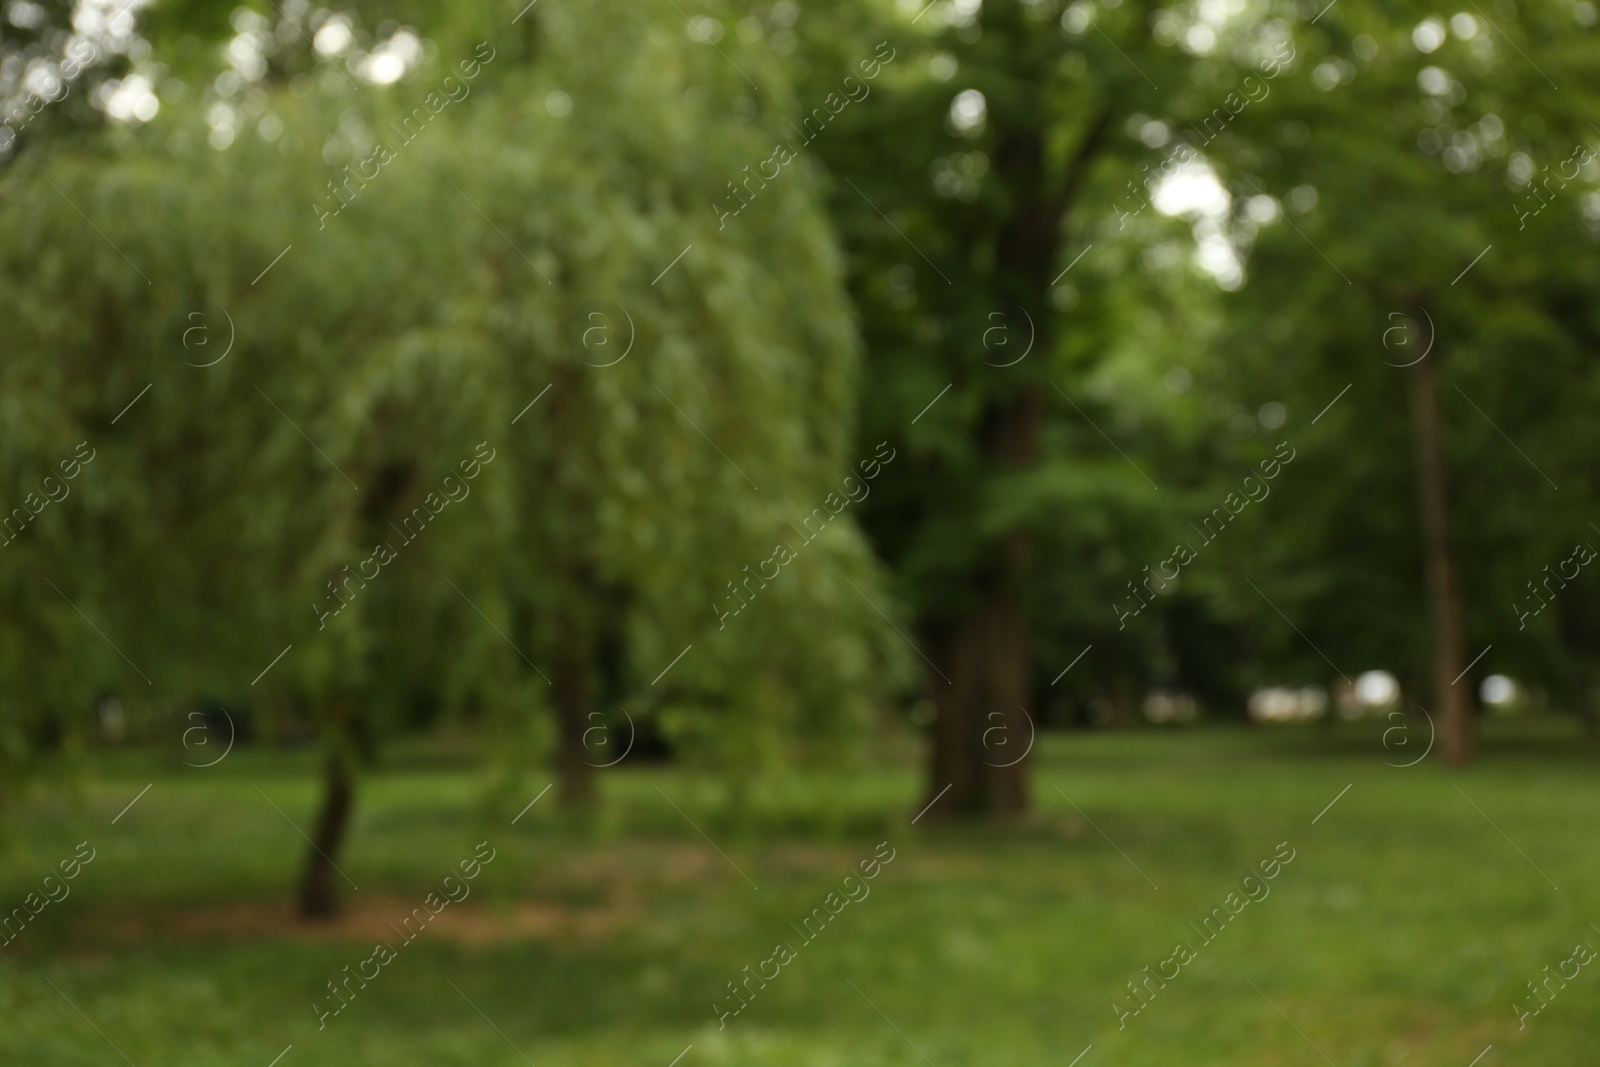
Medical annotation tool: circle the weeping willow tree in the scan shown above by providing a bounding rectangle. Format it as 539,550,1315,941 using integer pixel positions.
455,1,910,808
0,0,906,918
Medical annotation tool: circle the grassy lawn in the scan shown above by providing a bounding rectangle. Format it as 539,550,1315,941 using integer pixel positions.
1,721,1597,1066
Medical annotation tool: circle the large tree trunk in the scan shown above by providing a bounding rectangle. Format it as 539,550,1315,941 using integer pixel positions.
925,598,1035,817
1406,314,1473,765
297,750,354,921
916,66,1113,818
921,389,1043,819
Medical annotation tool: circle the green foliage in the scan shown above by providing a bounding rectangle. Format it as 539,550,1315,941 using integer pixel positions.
780,0,1600,720
1196,0,1600,702
0,0,908,799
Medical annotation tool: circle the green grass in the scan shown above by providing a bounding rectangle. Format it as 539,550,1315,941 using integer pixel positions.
2,720,1598,1066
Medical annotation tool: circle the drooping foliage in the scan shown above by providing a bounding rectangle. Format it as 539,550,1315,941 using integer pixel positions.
0,0,907,896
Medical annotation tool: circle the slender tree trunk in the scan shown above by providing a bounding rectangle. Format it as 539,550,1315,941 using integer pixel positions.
1406,316,1473,765
297,750,354,921
1567,605,1598,735
1107,652,1135,728
553,617,596,808
291,466,415,922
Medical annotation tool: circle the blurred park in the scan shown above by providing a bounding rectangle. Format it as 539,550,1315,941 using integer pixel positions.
4,0,1600,1062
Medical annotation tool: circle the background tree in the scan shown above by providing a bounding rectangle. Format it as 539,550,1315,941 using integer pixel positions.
1198,0,1600,761
794,0,1288,814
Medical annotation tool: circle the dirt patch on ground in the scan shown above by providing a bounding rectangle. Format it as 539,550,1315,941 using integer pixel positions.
549,839,729,892
73,893,636,951
50,838,956,955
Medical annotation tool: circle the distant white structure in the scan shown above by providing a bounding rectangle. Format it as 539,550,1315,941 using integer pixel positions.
1247,686,1328,722
1481,674,1521,712
1355,670,1400,706
1325,670,1400,718
1143,691,1199,724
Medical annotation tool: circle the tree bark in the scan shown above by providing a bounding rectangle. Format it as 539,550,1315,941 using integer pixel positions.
924,599,1033,816
297,750,354,921
1405,313,1473,765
